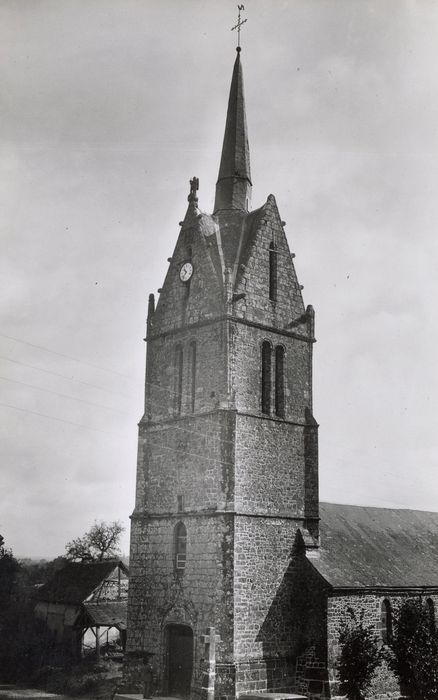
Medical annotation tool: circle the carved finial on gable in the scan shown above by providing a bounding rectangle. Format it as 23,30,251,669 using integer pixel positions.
188,176,199,203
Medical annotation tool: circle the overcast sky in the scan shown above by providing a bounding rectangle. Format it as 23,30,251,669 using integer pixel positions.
2,0,438,559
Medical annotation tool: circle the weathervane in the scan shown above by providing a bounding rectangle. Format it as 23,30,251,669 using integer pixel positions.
231,5,247,49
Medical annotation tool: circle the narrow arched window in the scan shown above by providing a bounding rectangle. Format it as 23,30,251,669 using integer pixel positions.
174,345,183,415
189,341,196,413
426,598,435,631
174,522,187,573
261,341,271,414
380,599,392,644
275,345,285,418
269,242,277,302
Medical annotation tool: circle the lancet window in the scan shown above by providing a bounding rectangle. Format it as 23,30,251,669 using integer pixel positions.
275,345,285,418
190,341,196,413
380,599,393,644
261,341,272,414
269,242,277,302
174,522,187,573
174,345,183,415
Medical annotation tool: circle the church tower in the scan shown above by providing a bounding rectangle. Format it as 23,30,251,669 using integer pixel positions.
125,46,319,699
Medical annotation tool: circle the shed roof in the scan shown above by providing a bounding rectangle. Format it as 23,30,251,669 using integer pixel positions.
36,560,128,605
312,502,438,589
78,600,127,630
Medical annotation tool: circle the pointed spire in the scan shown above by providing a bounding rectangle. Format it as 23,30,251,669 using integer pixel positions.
214,48,252,214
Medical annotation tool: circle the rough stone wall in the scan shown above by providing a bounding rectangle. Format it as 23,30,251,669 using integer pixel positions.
144,321,228,425
126,512,234,696
326,591,438,698
233,195,305,328
280,552,329,700
126,403,236,697
230,537,328,696
230,322,313,421
233,516,301,662
153,213,224,335
234,415,315,517
134,411,235,515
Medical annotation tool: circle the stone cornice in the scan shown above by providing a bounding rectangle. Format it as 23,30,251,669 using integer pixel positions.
131,508,320,522
146,314,315,344
137,407,312,431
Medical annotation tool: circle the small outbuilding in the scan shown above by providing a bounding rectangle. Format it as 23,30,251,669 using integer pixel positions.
34,559,129,660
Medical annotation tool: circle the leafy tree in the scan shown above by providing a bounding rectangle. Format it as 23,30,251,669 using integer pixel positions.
0,533,20,597
0,538,70,683
0,535,24,681
338,613,383,700
21,555,68,586
390,598,438,699
65,520,124,562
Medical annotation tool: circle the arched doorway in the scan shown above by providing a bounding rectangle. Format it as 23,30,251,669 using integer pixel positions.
165,624,193,698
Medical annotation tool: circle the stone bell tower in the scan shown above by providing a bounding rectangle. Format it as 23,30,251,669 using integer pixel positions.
124,46,319,699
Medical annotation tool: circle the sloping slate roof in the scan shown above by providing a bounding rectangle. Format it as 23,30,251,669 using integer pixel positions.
36,560,126,605
312,502,438,589
81,601,127,629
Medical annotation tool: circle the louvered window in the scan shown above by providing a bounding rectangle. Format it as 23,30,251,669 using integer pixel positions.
174,522,187,573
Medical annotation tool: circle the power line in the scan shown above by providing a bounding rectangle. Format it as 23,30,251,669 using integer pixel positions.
0,401,115,435
0,360,237,448
0,364,235,448
0,376,134,416
0,332,138,383
0,356,137,400
1,368,236,447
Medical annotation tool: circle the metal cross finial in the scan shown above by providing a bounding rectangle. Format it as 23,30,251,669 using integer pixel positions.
231,5,247,49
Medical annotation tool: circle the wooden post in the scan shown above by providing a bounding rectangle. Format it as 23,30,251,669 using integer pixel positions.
95,625,101,661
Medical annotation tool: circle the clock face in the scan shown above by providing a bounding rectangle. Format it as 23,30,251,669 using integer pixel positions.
179,261,193,282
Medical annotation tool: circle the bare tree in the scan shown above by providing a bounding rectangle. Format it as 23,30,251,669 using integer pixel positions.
65,520,124,562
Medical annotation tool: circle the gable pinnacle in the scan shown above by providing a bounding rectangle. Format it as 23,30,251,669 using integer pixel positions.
188,176,199,204
214,48,252,214
181,176,200,226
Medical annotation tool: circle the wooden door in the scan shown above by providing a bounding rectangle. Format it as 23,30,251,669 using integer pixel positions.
167,625,193,698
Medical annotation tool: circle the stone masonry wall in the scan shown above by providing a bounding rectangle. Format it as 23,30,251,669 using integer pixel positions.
327,591,438,699
126,512,234,697
152,211,224,336
144,321,228,425
234,414,315,518
233,195,305,329
232,533,328,696
233,516,301,662
231,322,313,422
134,411,235,515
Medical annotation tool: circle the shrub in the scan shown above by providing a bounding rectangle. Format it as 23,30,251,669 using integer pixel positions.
338,616,383,700
390,598,438,699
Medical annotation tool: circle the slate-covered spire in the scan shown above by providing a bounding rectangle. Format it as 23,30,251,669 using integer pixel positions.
214,47,252,214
